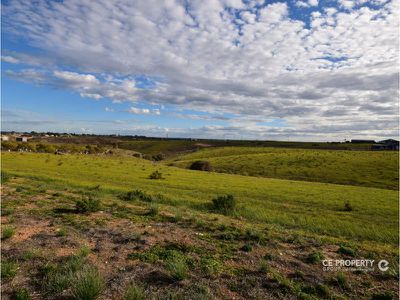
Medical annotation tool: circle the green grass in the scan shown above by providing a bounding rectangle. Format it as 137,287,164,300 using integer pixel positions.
2,226,15,240
71,267,105,300
170,147,398,190
2,152,399,249
123,284,146,300
1,261,18,279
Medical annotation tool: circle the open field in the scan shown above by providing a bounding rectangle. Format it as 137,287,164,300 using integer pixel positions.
170,147,399,190
1,151,398,299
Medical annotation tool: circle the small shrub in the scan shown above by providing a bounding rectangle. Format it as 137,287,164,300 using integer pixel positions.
245,228,265,244
11,288,31,300
2,226,15,240
306,251,324,264
152,153,166,161
123,284,146,300
338,245,356,257
343,201,353,211
189,160,213,172
76,196,101,213
211,194,236,215
55,227,67,237
315,284,330,298
240,243,253,252
71,267,105,300
1,261,18,279
165,256,188,281
149,170,164,180
147,204,158,216
259,260,270,273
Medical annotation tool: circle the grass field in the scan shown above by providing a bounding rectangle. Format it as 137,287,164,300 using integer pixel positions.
170,147,399,190
2,152,398,247
1,151,398,299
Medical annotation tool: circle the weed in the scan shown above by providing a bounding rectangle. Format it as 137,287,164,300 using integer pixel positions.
165,256,188,281
200,257,223,277
259,260,270,273
240,243,253,252
211,194,236,215
1,261,18,279
123,284,146,300
149,170,164,180
76,196,101,213
2,226,15,240
55,227,67,237
71,267,105,300
11,288,31,300
306,251,324,264
343,201,353,211
334,272,348,289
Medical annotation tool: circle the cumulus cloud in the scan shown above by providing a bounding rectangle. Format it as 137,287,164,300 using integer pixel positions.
1,0,398,140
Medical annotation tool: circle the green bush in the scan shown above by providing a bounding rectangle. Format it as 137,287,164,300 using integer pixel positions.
76,196,101,213
123,284,146,300
211,194,236,215
71,267,105,300
189,160,213,172
149,171,164,180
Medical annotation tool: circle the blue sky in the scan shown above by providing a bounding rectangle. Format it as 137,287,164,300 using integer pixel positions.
1,0,398,140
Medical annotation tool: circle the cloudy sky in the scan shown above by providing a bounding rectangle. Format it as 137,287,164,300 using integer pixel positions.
1,0,398,141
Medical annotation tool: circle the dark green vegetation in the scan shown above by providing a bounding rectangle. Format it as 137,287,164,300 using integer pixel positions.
1,139,398,299
171,147,399,189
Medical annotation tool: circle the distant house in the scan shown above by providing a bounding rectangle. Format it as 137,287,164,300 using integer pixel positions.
1,135,9,141
16,135,32,142
351,139,375,144
372,139,399,151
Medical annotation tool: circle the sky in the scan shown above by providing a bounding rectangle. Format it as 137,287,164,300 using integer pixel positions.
1,0,399,141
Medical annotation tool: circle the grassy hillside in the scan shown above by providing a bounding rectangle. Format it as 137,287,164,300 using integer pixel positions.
170,147,399,190
2,152,398,247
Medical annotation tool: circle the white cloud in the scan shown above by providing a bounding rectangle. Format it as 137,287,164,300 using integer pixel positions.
1,55,19,64
2,0,398,140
